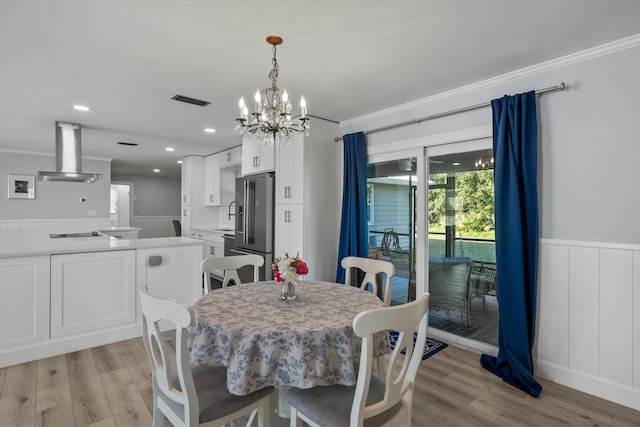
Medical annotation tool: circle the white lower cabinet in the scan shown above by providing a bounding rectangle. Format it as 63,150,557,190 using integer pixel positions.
0,256,50,351
274,204,304,258
136,245,202,308
51,250,136,338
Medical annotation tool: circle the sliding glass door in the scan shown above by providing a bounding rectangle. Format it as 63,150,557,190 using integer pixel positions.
366,139,498,348
426,141,498,346
366,157,416,306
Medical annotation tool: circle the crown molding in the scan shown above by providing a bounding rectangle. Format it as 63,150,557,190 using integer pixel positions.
341,34,640,128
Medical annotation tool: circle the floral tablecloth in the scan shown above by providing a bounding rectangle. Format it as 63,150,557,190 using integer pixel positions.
188,280,389,396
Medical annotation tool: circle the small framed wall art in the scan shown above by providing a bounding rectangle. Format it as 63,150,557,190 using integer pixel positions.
8,174,35,199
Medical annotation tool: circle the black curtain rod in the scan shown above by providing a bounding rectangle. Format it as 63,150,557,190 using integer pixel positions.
334,82,567,142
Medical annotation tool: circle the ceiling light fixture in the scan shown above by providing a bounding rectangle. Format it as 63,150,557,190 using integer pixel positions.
204,128,216,133
475,157,494,170
153,169,160,173
73,105,90,111
165,147,175,152
235,35,309,145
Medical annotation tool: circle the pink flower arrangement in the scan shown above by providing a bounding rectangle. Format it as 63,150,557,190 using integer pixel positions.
272,253,308,282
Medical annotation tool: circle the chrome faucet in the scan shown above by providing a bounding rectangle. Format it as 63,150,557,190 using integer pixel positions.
228,200,237,221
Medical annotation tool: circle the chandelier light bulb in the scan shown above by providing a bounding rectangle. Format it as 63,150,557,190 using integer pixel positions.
282,90,288,104
239,97,245,109
300,96,307,117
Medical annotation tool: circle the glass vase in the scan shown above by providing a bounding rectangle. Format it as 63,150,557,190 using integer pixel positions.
281,279,298,300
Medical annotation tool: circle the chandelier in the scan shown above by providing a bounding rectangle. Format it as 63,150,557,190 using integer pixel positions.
475,156,494,170
235,35,309,145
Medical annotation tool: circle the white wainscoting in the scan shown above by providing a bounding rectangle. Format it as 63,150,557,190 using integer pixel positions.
130,216,180,238
536,239,640,411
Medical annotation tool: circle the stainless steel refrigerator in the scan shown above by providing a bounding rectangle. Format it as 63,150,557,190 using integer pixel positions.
226,172,275,282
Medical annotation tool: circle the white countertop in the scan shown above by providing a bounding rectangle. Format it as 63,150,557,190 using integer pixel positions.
0,234,203,258
96,226,142,232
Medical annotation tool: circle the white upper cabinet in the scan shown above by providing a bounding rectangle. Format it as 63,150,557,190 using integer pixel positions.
242,138,275,176
221,145,242,167
205,146,242,207
181,156,194,205
181,155,216,232
275,134,305,205
205,154,222,206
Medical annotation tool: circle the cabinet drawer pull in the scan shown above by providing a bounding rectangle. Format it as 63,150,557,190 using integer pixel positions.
148,256,162,267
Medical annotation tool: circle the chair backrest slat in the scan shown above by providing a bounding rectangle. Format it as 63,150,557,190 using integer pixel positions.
341,256,395,306
201,254,264,293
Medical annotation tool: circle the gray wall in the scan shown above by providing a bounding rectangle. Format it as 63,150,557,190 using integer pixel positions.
342,43,640,245
0,151,111,219
111,173,180,216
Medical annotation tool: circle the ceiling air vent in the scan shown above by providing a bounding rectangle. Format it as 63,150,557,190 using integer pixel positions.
171,95,211,107
118,142,139,146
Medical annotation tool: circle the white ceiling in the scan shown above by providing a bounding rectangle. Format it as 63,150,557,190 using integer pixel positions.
2,0,640,178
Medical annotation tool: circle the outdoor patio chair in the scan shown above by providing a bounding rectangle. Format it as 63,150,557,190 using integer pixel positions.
469,261,498,312
428,257,472,326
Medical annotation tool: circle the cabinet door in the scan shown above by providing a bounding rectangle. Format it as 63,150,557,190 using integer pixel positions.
181,206,191,235
51,251,136,338
274,204,304,259
181,156,192,205
242,139,275,175
136,245,203,309
204,154,222,206
222,146,242,166
275,134,305,205
0,256,50,351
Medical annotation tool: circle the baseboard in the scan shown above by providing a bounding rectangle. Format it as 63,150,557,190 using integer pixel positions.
0,323,142,368
535,360,640,411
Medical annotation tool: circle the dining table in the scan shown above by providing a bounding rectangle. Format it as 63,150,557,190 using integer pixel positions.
187,280,389,413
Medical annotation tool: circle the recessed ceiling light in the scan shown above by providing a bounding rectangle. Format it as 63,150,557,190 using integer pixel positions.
204,128,216,133
166,147,175,152
73,105,90,111
452,162,461,166
153,169,160,173
177,160,183,164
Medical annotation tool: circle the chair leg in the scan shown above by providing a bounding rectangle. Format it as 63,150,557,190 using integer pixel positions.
290,407,303,427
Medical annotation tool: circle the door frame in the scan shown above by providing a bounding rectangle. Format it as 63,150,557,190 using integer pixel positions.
111,181,134,227
367,125,497,353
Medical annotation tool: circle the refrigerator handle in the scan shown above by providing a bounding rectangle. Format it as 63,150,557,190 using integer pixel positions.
243,180,255,244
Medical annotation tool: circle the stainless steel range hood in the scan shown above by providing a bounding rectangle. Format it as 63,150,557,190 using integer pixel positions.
37,122,102,183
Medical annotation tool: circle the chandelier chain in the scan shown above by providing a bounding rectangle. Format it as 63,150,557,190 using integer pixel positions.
269,44,279,91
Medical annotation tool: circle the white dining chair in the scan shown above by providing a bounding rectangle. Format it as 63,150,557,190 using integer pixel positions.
139,289,274,427
285,292,430,427
341,256,395,306
201,254,264,293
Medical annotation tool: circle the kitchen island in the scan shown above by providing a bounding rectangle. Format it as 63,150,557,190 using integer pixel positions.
0,234,204,367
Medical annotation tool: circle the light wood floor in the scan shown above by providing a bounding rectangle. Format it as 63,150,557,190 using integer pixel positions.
1,337,638,426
